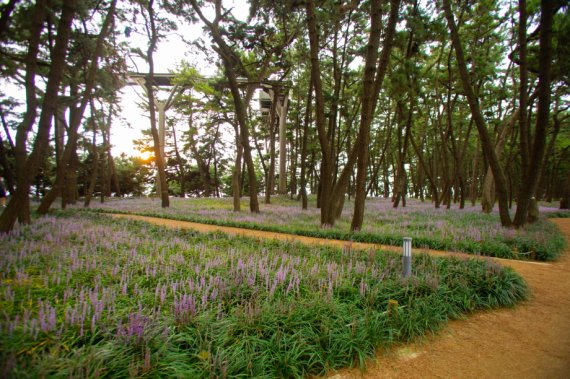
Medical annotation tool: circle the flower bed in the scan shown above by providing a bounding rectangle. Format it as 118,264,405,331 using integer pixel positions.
1,212,528,377
82,196,566,261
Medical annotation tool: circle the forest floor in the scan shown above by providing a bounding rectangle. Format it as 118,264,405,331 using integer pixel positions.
110,214,570,378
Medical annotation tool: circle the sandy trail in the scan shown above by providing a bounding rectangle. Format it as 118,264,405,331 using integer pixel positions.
109,214,570,378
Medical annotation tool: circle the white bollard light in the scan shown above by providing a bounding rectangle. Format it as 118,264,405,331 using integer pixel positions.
402,237,412,278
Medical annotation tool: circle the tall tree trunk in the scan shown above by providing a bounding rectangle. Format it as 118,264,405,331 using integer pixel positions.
305,0,333,225
278,93,288,194
232,121,242,211
351,0,400,230
299,85,312,210
306,0,399,228
470,140,481,206
513,0,530,216
393,108,412,209
0,123,15,193
105,107,121,197
187,116,211,197
366,104,393,196
561,170,570,209
36,0,116,215
0,0,76,232
0,0,19,41
190,0,259,212
212,122,221,197
100,124,111,200
11,0,46,225
145,0,169,207
443,0,511,227
63,148,79,206
84,118,98,208
290,97,300,199
265,88,278,203
513,0,554,226
410,129,439,207
540,110,565,200
171,122,187,197
481,105,522,212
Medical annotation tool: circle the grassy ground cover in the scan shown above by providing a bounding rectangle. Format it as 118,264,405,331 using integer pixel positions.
82,196,566,261
0,212,528,378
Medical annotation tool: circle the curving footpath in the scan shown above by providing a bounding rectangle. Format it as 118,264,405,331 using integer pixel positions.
110,214,570,378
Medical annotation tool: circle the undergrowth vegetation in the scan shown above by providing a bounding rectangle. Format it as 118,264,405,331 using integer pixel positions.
83,196,566,261
1,212,528,377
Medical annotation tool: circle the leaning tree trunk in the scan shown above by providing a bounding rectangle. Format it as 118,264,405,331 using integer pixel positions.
36,0,116,215
10,0,46,226
351,0,400,230
443,0,512,227
0,0,76,232
190,0,262,212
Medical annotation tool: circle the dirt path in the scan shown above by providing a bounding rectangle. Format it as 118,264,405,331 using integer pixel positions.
109,214,570,378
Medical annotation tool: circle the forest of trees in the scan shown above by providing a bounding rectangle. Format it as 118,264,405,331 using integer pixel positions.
0,0,568,233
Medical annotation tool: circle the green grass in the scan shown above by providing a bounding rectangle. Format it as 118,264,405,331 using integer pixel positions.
0,211,529,377
77,196,567,261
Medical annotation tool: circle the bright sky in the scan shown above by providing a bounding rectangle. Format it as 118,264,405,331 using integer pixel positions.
112,1,250,158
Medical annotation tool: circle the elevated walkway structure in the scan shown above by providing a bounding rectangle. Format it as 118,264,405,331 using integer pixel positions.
124,72,290,194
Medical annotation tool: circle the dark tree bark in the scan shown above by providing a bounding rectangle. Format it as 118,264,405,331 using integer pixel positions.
265,88,279,204
0,0,76,232
561,170,570,209
171,122,187,197
306,0,399,228
470,140,481,206
37,0,116,214
351,0,400,230
186,112,211,197
443,0,512,227
190,0,260,212
299,84,312,210
107,150,120,197
514,0,555,226
84,105,98,208
410,128,439,207
144,0,169,207
0,0,19,41
366,104,393,196
232,120,243,212
305,0,333,224
0,112,15,193
392,103,412,209
63,148,79,207
11,0,46,225
513,0,530,221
